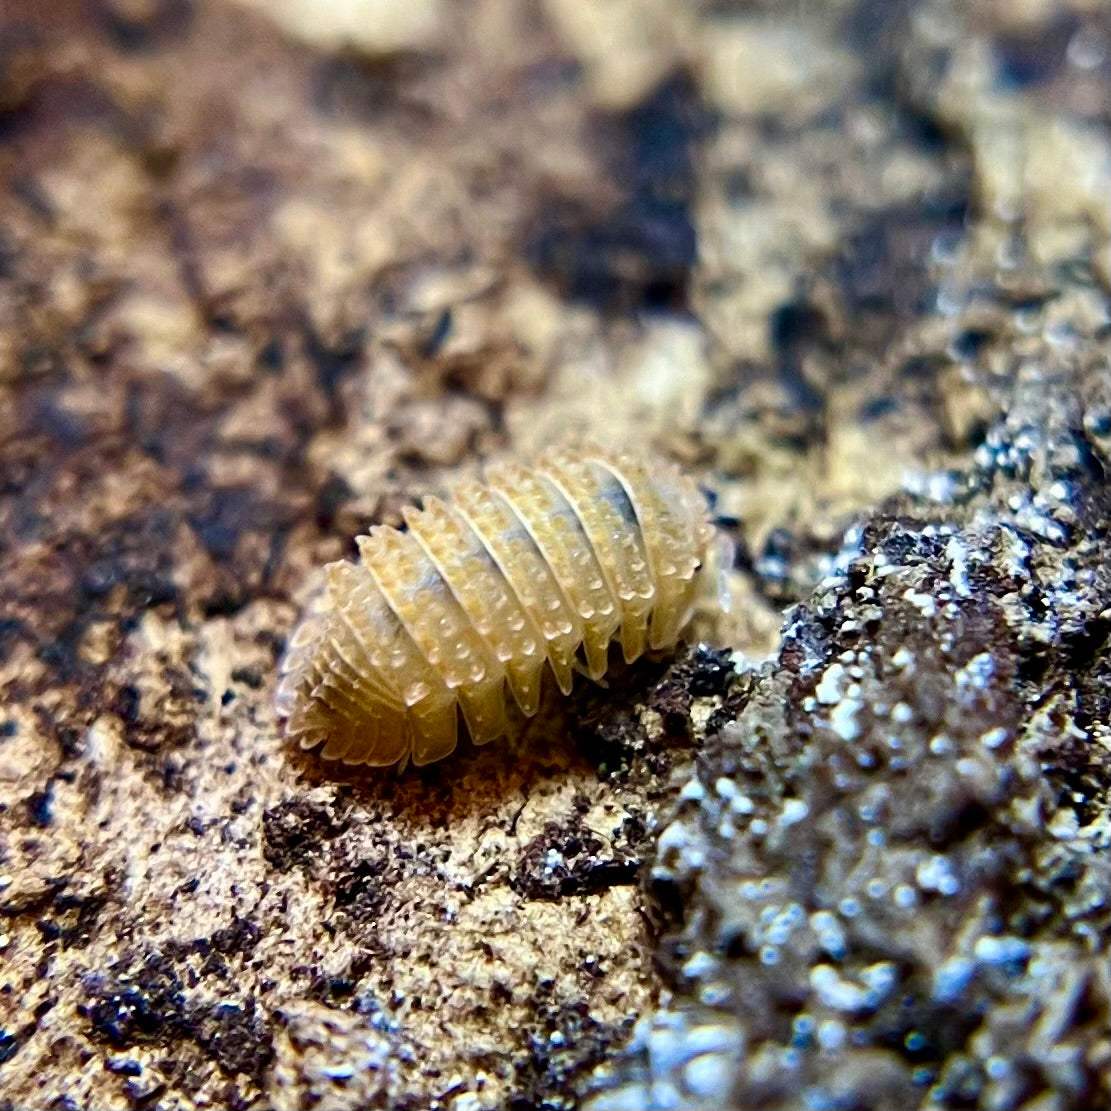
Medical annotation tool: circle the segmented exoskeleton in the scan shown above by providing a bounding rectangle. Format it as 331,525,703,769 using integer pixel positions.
276,442,712,767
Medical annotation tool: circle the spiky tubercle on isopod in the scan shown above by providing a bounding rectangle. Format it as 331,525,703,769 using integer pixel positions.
275,442,714,767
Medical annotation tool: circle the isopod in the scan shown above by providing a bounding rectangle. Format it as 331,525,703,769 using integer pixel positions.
276,441,713,767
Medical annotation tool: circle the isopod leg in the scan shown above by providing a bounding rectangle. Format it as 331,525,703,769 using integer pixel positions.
649,582,696,649
506,659,544,717
619,611,649,665
294,730,327,752
581,627,610,681
353,708,412,767
275,670,308,716
457,677,508,745
410,698,459,766
321,728,356,763
546,643,575,696
312,684,374,762
338,713,385,765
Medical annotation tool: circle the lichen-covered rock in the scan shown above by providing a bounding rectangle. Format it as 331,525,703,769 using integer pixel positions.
583,4,1111,1084
582,1,1111,1103
588,358,1111,1105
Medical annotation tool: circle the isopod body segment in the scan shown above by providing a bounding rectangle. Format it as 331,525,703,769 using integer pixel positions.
276,443,713,767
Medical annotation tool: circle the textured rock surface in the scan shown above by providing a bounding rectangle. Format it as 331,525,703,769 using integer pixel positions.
588,373,1111,1108
0,1,1108,1109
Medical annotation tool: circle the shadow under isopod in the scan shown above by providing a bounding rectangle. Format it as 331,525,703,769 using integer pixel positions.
281,650,694,822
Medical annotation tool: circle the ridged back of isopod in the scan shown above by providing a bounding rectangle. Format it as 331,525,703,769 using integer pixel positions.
276,441,712,767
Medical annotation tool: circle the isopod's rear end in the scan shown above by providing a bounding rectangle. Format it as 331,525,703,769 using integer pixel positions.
276,442,713,768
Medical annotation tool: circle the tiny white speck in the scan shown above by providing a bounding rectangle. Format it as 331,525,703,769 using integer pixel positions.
817,1018,846,1052
682,951,717,980
985,1055,1010,1080
980,727,1008,750
729,793,755,816
894,884,918,909
903,589,937,617
829,698,861,741
933,957,975,1003
810,965,869,1012
683,1052,734,1100
815,664,846,705
781,799,809,825
860,961,897,1004
974,935,1030,965
916,855,960,896
680,779,705,802
945,536,971,597
956,652,994,690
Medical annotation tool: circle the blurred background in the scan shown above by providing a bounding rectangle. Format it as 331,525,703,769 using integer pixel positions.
1,0,1108,650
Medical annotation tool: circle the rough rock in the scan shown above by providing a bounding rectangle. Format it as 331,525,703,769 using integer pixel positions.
587,364,1111,1108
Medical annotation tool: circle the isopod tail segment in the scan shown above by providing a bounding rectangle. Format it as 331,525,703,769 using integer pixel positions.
275,440,715,768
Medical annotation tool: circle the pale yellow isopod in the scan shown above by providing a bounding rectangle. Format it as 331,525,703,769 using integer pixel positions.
275,442,713,767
